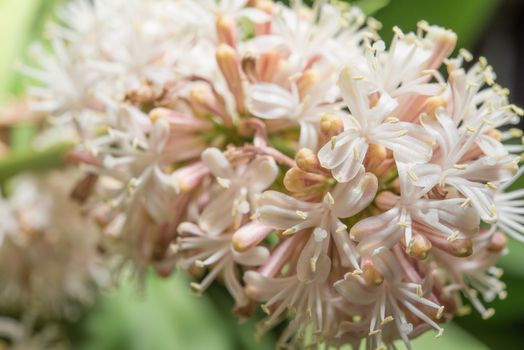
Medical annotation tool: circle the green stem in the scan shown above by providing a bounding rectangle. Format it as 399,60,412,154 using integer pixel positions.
0,141,75,183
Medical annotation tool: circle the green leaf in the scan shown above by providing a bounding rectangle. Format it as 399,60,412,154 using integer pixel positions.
373,0,499,49
350,0,391,16
411,323,488,350
71,273,277,350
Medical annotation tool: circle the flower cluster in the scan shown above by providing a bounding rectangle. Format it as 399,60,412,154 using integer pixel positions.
0,171,108,319
16,0,524,348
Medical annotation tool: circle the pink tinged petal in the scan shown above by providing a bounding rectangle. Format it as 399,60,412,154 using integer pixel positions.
256,204,315,231
476,135,508,159
318,129,361,168
331,169,378,218
448,178,497,223
338,67,369,125
149,119,170,153
223,263,249,307
368,92,399,123
419,198,480,235
201,147,234,179
233,246,270,266
396,161,431,200
334,275,378,306
330,218,360,269
232,222,272,252
199,189,237,235
296,236,331,283
350,208,400,241
458,157,517,183
258,234,301,277
409,163,442,191
352,209,403,254
245,156,279,194
164,135,207,163
243,271,295,301
149,108,213,132
177,222,206,237
421,110,458,156
318,132,368,183
371,247,404,281
247,83,298,119
373,122,433,163
298,121,319,151
394,82,443,96
257,190,318,211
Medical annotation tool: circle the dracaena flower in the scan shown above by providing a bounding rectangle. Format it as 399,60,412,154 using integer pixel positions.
353,161,480,257
247,70,340,150
411,110,519,223
0,172,108,318
318,68,433,182
433,227,506,319
176,221,270,308
493,167,524,242
269,1,370,69
351,22,456,100
256,167,377,275
16,0,524,348
199,147,279,235
334,248,445,350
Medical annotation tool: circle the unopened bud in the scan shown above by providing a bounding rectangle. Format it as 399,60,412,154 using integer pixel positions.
425,27,457,71
189,86,231,126
296,148,321,173
320,114,343,144
369,92,380,108
375,191,399,211
232,222,272,252
172,162,209,193
488,232,507,253
283,167,326,193
407,234,432,260
364,144,388,174
448,238,473,257
362,260,384,285
216,15,237,47
216,44,245,114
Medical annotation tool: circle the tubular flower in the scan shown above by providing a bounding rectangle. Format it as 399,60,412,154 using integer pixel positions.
16,0,524,348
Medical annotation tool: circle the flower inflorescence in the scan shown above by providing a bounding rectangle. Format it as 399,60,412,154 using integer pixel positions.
6,0,524,348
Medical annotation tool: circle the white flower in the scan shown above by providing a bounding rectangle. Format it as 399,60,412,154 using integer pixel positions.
269,2,370,70
351,23,456,100
257,167,377,277
247,72,339,150
334,248,445,350
411,110,519,223
177,221,270,308
353,161,480,256
0,172,107,318
493,167,524,242
199,148,279,235
318,68,432,182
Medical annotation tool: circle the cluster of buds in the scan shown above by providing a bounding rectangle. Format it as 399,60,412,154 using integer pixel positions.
13,0,524,348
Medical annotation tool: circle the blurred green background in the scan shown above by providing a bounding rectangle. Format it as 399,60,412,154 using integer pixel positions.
1,0,523,349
